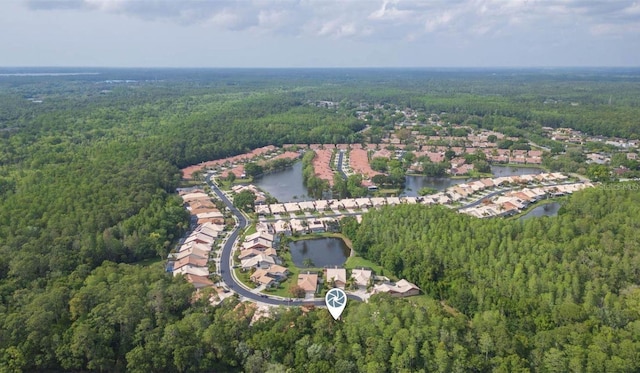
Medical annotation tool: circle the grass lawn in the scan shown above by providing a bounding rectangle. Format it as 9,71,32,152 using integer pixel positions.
244,223,257,236
234,268,256,289
344,256,388,277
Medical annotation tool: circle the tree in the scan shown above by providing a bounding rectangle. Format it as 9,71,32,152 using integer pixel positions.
244,162,263,178
233,190,256,212
289,284,306,298
444,150,456,160
302,258,315,268
487,135,498,143
226,172,236,183
418,187,437,196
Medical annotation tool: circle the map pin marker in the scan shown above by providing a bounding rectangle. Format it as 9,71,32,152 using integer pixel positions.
325,288,347,320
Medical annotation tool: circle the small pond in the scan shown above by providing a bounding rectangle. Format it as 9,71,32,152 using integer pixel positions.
254,161,309,202
491,165,544,177
520,202,562,221
288,237,350,268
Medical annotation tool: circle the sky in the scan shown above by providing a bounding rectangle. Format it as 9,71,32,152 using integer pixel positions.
1,0,639,67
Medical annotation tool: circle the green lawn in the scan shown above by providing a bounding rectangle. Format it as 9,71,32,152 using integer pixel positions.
345,256,386,277
244,223,257,236
234,268,256,289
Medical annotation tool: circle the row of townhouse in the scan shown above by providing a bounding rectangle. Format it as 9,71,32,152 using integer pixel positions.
173,188,228,289
433,173,569,204
460,182,594,218
256,196,422,216
239,229,290,288
169,222,225,289
232,184,268,204
296,266,420,298
179,188,226,225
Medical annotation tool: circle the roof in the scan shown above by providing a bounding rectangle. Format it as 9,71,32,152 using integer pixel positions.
185,274,214,289
173,256,208,270
241,254,276,269
374,279,420,295
326,267,347,284
297,272,318,292
351,268,372,286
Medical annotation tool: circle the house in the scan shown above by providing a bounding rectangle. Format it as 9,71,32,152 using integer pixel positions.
298,201,316,212
307,220,325,233
238,248,277,261
175,246,209,261
242,238,273,251
370,197,386,208
196,211,224,220
255,205,271,216
245,231,275,245
173,265,209,277
297,272,319,295
241,254,276,270
289,219,307,233
351,268,372,288
196,222,224,238
314,200,330,211
273,220,291,236
184,274,214,289
173,256,208,271
342,199,358,209
325,267,347,289
355,198,372,208
250,269,276,288
269,204,287,215
184,232,215,246
373,279,420,297
284,202,301,213
255,222,273,234
266,264,289,281
386,197,401,205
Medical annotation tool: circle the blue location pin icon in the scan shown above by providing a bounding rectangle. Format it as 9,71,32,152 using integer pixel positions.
325,288,347,320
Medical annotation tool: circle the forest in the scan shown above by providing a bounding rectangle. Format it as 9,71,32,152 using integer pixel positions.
1,68,640,372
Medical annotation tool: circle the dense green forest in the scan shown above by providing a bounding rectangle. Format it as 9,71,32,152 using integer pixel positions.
1,68,640,372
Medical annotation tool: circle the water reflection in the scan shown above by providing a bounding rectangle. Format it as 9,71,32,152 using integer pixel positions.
520,202,561,221
289,238,350,268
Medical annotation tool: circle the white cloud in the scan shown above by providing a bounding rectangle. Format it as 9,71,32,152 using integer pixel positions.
21,0,640,41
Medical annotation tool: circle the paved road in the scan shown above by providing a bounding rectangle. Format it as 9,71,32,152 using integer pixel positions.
206,174,363,307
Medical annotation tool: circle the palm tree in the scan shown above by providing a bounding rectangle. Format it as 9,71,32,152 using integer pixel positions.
303,258,314,268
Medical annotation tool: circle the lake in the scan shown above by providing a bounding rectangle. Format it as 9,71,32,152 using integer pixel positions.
255,160,546,201
254,161,309,202
491,165,545,177
288,237,350,268
403,165,545,196
520,202,562,220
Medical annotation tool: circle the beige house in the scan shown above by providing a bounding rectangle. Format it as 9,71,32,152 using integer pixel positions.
373,279,420,297
325,267,347,289
351,268,372,288
297,272,318,295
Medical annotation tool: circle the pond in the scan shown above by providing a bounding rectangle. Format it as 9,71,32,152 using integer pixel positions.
288,237,350,268
519,202,562,221
402,175,470,196
402,165,546,196
491,165,545,177
254,161,309,202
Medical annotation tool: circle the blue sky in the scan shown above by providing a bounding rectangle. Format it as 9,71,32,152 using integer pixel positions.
1,0,639,67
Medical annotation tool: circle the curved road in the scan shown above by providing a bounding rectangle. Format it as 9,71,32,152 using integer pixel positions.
206,174,362,307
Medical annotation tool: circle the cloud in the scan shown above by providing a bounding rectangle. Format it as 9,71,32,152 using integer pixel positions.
22,0,640,41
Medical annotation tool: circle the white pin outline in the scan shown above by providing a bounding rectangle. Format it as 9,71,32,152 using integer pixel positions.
325,288,347,320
